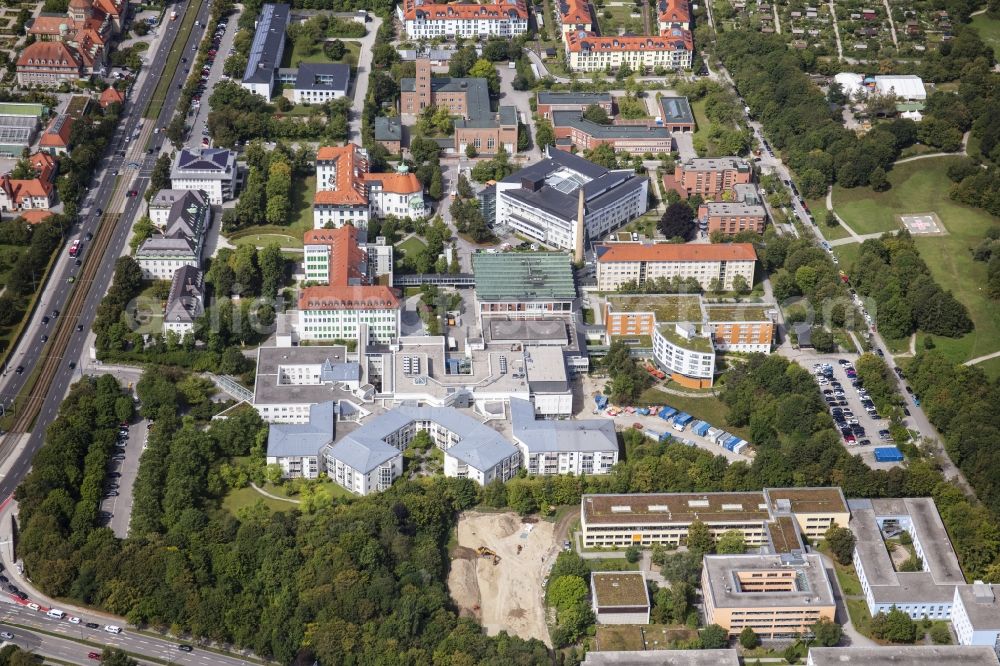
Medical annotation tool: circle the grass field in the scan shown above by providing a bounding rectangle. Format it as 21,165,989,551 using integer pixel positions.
282,39,360,67
638,388,750,440
396,235,427,258
832,242,861,273
145,4,199,119
804,196,853,241
232,233,303,249
846,597,874,637
831,157,1000,364
225,175,315,246
971,12,1000,53
596,3,643,35
690,98,710,156
222,486,295,515
971,355,1000,380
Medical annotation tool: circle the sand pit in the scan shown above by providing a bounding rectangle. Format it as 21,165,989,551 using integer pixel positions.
447,511,561,646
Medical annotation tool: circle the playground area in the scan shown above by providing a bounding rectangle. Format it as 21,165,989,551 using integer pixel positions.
448,511,561,646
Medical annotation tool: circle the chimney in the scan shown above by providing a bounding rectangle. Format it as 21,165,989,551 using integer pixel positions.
574,188,585,264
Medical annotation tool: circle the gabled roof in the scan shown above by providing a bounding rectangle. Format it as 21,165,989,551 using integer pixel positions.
304,225,368,286
566,29,693,53
314,144,369,206
17,41,82,70
99,86,124,108
362,172,422,195
401,0,528,21
39,114,74,148
267,401,337,458
294,62,350,92
298,285,400,311
18,209,54,224
164,266,204,325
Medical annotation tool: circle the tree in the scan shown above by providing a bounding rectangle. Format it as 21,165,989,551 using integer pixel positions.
584,143,618,169
716,529,745,554
870,607,917,643
686,520,714,555
811,328,835,353
699,624,729,649
536,120,555,149
811,618,842,647
465,143,478,158
929,622,951,644
625,545,641,563
429,168,444,200
582,104,610,125
548,575,588,612
0,294,22,326
739,626,760,649
869,166,890,192
731,274,750,295
468,59,500,96
659,202,695,241
325,39,346,61
825,526,856,566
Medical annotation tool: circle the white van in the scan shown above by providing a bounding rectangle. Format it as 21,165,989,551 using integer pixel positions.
104,625,123,634
46,609,65,619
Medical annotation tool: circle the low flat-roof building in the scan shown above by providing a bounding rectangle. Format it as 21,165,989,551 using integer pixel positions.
702,553,836,638
495,147,648,255
850,497,967,620
953,582,1000,648
536,91,613,120
595,242,757,292
252,345,370,423
580,487,849,549
290,62,350,104
806,646,1000,666
510,397,618,475
0,103,45,158
658,96,695,132
550,110,673,155
591,572,650,625
241,3,290,98
581,652,740,666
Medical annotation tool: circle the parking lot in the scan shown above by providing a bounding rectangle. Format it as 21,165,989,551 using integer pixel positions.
188,11,240,144
101,417,148,538
809,356,901,470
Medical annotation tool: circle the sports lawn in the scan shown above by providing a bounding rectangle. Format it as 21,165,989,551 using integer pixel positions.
971,12,1000,54
832,157,1000,365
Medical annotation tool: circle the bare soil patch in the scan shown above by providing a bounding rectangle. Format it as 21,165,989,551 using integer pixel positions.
447,511,561,646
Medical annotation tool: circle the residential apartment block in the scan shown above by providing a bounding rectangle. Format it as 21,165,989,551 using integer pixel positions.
136,189,211,279
595,242,757,291
565,30,693,72
657,0,691,29
702,553,836,638
494,147,647,255
397,0,528,40
652,322,715,388
170,148,237,204
510,398,618,474
673,156,752,199
401,58,517,155
699,183,767,236
579,487,849,549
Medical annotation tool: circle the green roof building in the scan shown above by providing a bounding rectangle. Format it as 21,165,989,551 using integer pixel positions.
473,252,577,311
0,102,47,158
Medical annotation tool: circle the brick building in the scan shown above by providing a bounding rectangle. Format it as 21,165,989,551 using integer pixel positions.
698,183,767,235
673,156,752,199
550,111,673,154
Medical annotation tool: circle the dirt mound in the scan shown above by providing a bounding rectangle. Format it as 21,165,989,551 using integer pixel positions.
447,558,481,621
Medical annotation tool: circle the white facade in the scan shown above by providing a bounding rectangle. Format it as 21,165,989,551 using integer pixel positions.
297,308,400,343
313,203,369,229
266,454,320,479
324,449,402,495
136,249,198,280
368,184,429,219
952,583,1000,648
170,149,236,204
652,323,715,381
443,447,520,485
398,4,528,40
596,248,757,292
510,398,619,476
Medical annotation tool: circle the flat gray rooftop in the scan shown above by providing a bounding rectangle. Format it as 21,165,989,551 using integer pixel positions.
254,345,358,405
702,553,835,609
582,650,740,665
488,318,569,345
955,583,1000,629
806,646,1000,666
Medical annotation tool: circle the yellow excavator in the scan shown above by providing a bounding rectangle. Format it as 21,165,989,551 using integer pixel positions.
476,546,501,565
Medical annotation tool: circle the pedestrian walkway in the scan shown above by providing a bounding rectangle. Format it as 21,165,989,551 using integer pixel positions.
250,482,300,504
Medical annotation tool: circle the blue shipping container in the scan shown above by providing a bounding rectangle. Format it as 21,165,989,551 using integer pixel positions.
693,421,711,437
659,406,677,420
595,395,608,410
674,413,693,426
874,446,904,462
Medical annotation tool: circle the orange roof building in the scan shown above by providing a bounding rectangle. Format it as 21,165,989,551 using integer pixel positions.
16,41,83,87
297,224,401,343
38,114,75,154
657,0,691,29
565,29,693,71
313,144,428,228
556,0,593,32
26,0,122,77
0,173,56,212
99,85,125,108
398,0,528,39
595,242,757,292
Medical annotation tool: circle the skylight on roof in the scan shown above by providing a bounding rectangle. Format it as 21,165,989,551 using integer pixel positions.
611,505,632,513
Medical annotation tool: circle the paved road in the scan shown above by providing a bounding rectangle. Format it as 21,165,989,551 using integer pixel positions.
0,616,156,666
0,0,213,499
103,418,148,538
347,15,381,144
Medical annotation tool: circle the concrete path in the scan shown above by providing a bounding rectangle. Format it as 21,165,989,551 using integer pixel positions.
347,15,381,144
773,4,782,33
250,481,300,504
829,0,845,60
882,0,899,48
829,231,884,246
824,187,862,241
964,350,1000,366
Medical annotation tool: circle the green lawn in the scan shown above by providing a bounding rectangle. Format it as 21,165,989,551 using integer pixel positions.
282,39,360,67
832,157,1000,364
971,355,1000,381
817,542,862,595
846,597,874,637
971,12,1000,53
588,558,641,571
222,486,295,515
596,3,643,35
225,175,315,246
832,242,861,273
638,388,750,440
397,235,427,258
691,98,710,156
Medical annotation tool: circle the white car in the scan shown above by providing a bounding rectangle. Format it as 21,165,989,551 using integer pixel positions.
68,616,81,624
27,603,40,611
104,625,122,634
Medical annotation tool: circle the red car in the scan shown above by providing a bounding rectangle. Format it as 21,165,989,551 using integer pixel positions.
87,653,101,661
128,190,138,197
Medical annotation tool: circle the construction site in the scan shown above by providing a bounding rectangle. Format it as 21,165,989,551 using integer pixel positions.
448,511,563,647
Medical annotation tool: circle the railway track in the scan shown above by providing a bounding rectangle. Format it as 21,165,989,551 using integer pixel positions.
1,187,127,442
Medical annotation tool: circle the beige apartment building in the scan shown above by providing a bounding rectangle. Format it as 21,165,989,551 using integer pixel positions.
579,487,849,549
673,157,752,199
702,553,836,638
595,242,757,292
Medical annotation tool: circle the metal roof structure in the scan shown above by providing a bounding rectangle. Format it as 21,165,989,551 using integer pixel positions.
242,3,290,85
267,401,337,457
510,397,617,453
472,251,577,301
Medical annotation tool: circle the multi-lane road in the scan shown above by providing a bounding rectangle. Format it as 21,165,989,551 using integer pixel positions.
0,1,270,663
